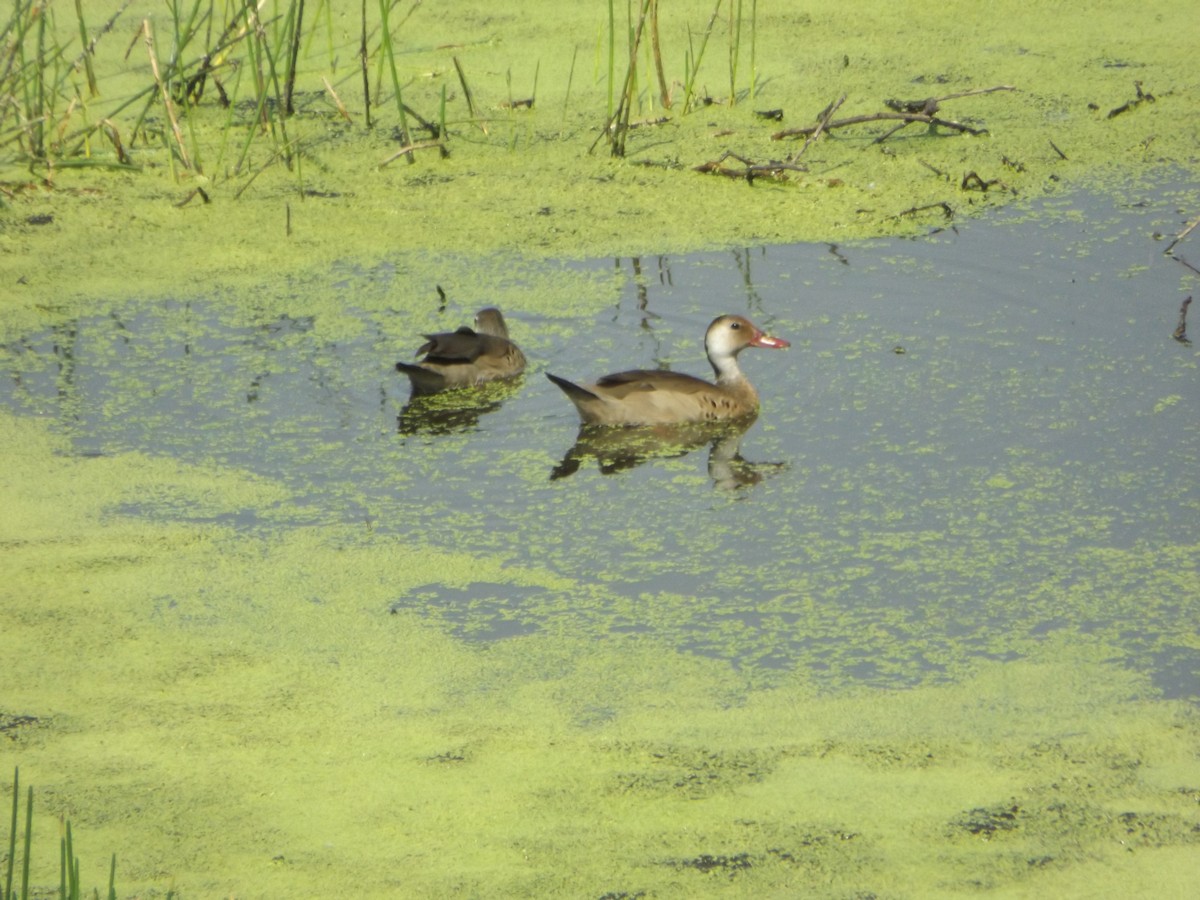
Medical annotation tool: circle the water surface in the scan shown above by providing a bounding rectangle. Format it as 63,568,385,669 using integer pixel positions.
2,184,1198,897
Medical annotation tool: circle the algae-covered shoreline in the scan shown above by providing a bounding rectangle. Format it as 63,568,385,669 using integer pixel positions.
2,2,1199,897
1,0,1197,316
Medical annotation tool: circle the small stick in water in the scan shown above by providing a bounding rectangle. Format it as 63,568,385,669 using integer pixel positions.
1172,296,1191,344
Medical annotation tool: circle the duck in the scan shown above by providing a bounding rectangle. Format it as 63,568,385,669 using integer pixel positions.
546,314,789,426
395,307,527,395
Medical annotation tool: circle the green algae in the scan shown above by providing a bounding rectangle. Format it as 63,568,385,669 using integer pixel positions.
3,316,1200,896
3,410,1198,897
1,0,1198,320
2,3,1200,897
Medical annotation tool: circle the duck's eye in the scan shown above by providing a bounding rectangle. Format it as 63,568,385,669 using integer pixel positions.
729,321,740,329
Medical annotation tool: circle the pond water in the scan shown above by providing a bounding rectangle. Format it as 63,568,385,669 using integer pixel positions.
2,181,1198,897
5,184,1195,693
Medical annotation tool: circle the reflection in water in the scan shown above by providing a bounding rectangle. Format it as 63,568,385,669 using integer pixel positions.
2,187,1197,698
397,378,524,435
550,414,785,489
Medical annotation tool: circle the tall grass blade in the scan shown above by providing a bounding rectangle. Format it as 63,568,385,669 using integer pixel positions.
33,0,47,159
379,0,413,156
142,19,192,170
284,0,306,115
21,785,32,900
359,0,371,128
595,0,652,156
606,0,615,119
728,0,742,105
561,44,577,131
682,0,724,113
5,767,16,900
452,56,486,135
72,0,98,96
749,0,757,100
649,0,669,108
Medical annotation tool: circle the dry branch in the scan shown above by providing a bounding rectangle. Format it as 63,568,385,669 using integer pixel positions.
694,151,806,182
786,94,846,164
1163,212,1199,256
379,141,448,168
772,86,1015,144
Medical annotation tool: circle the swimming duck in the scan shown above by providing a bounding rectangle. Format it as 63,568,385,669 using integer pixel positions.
546,314,789,426
395,307,526,394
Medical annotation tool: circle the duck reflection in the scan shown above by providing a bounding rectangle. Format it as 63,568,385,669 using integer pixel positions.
551,415,785,488
397,378,523,435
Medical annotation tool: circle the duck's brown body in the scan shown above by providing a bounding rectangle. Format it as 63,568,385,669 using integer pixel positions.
547,314,789,426
396,307,526,394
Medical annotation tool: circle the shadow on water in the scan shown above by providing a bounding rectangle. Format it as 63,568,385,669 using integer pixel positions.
2,183,1198,698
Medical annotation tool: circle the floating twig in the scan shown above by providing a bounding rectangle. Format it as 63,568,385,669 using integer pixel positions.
1107,81,1155,119
787,94,846,164
1163,212,1200,256
379,141,449,168
918,158,947,179
630,116,670,130
1173,296,1191,344
772,85,1014,144
174,187,210,207
694,150,805,182
97,118,130,164
322,77,352,122
893,201,954,221
961,171,1008,192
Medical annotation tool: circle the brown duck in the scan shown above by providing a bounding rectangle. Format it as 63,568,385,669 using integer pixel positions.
395,307,526,394
546,314,789,426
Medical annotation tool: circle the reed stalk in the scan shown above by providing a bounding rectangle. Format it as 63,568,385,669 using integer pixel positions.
728,0,742,105
596,0,652,157
31,0,47,159
142,19,192,169
283,0,305,115
378,0,413,155
606,0,615,120
682,0,724,113
648,0,669,108
4,767,16,900
749,0,757,100
452,56,485,135
4,769,120,900
359,0,371,127
71,0,97,96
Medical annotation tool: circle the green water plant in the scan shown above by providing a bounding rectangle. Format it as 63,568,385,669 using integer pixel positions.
3,768,117,900
597,0,758,156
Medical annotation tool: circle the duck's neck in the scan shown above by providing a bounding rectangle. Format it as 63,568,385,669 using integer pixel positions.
710,352,744,385
710,353,760,407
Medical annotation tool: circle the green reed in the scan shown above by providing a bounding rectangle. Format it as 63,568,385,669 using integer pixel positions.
3,768,118,900
378,0,412,150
